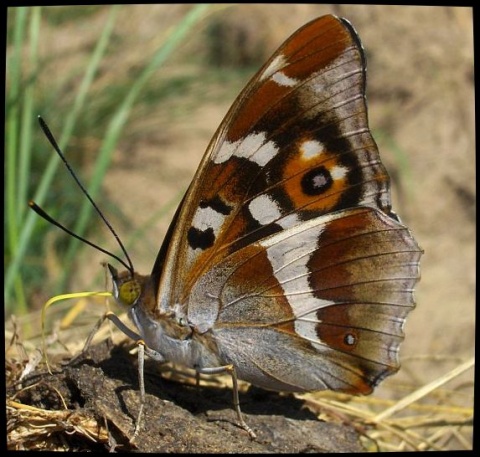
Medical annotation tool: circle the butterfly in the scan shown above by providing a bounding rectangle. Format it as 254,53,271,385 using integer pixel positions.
40,14,422,440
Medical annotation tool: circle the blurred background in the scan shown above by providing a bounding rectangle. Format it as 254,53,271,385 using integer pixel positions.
5,5,474,450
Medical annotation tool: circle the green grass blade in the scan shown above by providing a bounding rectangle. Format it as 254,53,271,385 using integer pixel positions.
5,6,120,308
17,7,41,220
58,4,212,289
5,7,29,313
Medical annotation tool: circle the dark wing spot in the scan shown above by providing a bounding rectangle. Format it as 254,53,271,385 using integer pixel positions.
187,226,215,250
200,196,233,215
301,166,333,196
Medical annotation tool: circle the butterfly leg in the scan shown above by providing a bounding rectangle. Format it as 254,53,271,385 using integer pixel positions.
194,370,201,399
64,311,139,366
130,339,166,443
97,314,167,442
131,341,146,443
63,311,167,442
96,315,167,442
63,311,110,367
197,364,256,439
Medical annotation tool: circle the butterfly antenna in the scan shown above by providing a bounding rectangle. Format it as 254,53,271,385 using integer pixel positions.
29,201,132,272
32,115,135,276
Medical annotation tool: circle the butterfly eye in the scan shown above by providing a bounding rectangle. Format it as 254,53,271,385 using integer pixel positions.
118,280,141,306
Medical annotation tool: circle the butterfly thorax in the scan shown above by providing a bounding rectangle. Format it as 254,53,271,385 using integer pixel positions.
109,265,223,370
130,300,223,370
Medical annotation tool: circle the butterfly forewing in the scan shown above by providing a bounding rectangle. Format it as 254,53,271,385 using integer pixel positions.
157,15,392,309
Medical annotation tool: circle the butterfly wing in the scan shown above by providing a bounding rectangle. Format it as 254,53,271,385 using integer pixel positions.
187,206,421,393
155,15,393,311
150,14,421,392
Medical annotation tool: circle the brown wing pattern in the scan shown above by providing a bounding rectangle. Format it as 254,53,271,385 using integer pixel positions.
156,16,391,310
189,207,422,393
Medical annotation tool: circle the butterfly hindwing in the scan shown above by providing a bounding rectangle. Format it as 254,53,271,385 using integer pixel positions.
186,206,421,393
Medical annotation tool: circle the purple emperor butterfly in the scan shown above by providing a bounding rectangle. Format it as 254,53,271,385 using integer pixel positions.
38,14,422,439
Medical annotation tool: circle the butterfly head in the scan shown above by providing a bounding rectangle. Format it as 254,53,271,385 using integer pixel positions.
107,263,150,308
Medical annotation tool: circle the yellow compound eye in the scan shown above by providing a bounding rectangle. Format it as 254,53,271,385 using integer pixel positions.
118,280,141,306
